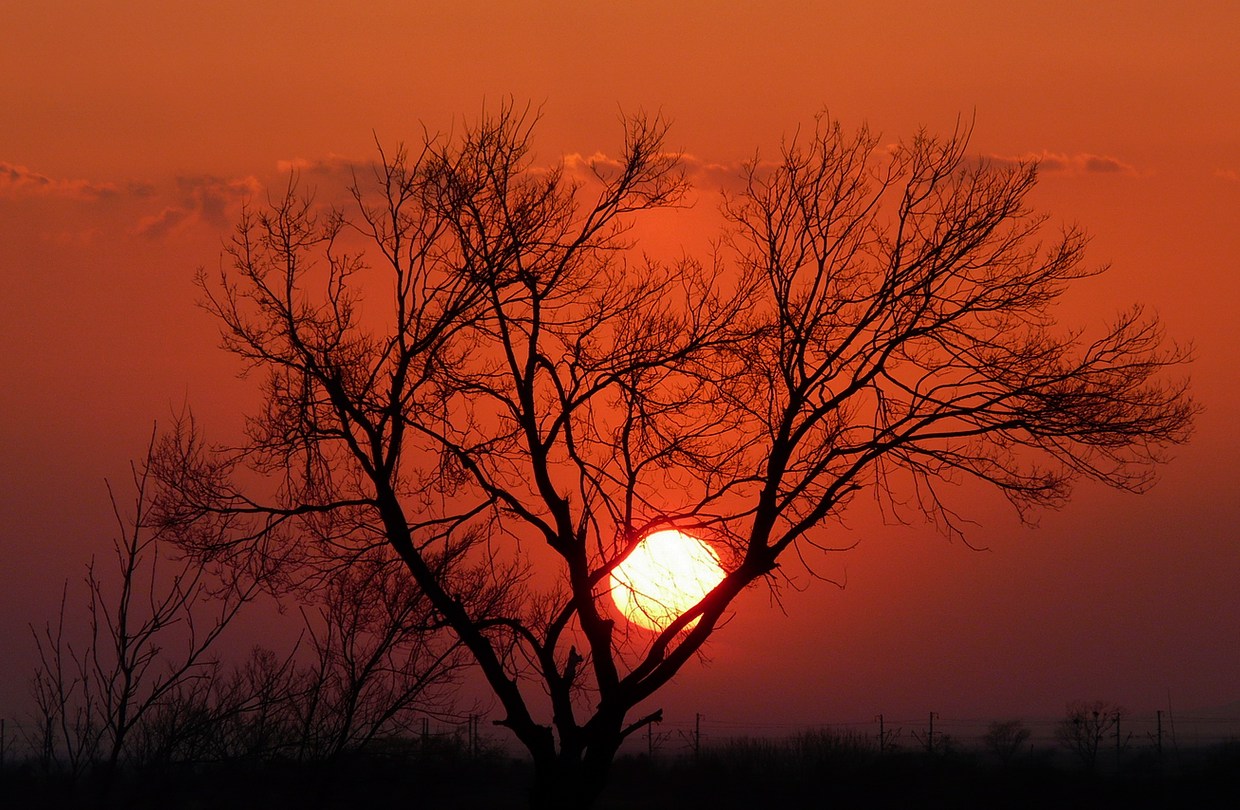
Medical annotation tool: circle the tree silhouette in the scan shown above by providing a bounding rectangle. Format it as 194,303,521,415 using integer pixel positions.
983,718,1032,765
1057,700,1126,770
29,433,263,797
152,103,1195,809
28,433,464,801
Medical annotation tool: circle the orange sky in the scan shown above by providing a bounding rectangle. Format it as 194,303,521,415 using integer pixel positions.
3,1,1238,736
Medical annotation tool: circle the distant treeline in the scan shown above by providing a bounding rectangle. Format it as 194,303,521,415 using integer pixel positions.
624,706,1240,760
3,723,1237,809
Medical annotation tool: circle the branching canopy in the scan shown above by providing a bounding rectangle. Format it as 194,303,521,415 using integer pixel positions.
152,104,1195,808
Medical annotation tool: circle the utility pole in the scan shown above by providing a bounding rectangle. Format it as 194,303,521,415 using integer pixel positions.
927,712,937,755
1156,710,1163,759
694,713,702,758
1115,711,1122,766
876,714,885,755
1166,689,1179,756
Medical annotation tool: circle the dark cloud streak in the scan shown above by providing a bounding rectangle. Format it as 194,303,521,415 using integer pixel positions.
981,150,1138,176
0,161,123,199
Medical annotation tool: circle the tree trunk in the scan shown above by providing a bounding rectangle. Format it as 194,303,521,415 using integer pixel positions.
527,745,616,810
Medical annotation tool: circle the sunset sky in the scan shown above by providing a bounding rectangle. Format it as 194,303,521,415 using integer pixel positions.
3,1,1238,741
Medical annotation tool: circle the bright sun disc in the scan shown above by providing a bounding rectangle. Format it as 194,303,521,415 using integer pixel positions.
609,529,726,632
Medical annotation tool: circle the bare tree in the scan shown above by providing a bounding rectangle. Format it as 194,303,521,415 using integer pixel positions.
121,558,465,768
1057,700,1125,770
983,718,1032,765
152,103,1195,809
291,552,467,761
29,433,262,797
29,583,101,777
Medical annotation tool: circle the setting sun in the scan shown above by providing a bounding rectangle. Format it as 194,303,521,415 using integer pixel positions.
609,529,726,632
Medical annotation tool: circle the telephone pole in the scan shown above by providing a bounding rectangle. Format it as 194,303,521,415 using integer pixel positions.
1114,711,1123,766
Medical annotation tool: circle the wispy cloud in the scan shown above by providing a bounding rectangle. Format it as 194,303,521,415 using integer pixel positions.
0,161,127,199
562,151,625,178
562,151,747,194
981,151,1138,176
679,153,746,192
275,154,366,178
135,175,260,238
1,162,266,242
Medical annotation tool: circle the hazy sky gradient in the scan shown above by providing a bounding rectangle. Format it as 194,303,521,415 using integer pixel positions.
2,1,1237,730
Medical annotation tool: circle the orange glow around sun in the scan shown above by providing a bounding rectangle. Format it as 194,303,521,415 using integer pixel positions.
609,529,726,632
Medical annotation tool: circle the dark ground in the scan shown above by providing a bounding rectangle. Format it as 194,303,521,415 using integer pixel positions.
4,737,1237,809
